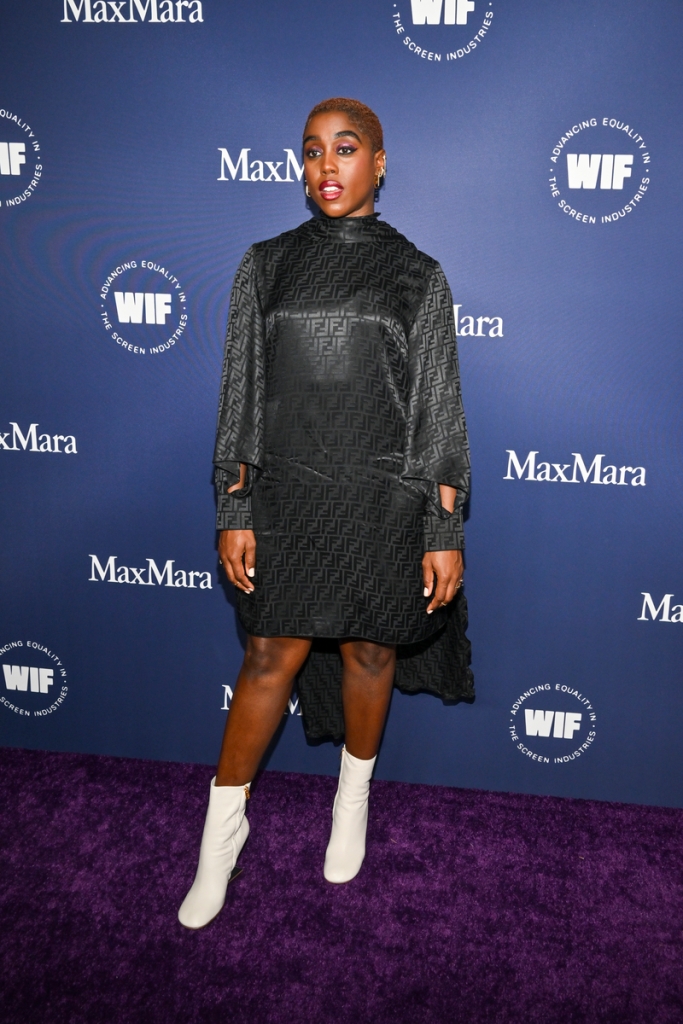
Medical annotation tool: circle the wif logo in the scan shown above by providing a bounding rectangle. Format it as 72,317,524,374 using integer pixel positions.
99,259,188,357
548,117,651,225
567,154,633,191
4,665,53,694
0,110,42,209
410,0,475,24
391,1,493,64
114,292,172,325
525,709,581,740
0,641,69,719
0,143,25,175
510,684,597,765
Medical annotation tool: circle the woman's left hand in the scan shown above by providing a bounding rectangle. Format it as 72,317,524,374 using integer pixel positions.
422,550,464,614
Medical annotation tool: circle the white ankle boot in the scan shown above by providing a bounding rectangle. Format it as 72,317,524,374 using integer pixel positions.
324,747,376,884
178,777,250,929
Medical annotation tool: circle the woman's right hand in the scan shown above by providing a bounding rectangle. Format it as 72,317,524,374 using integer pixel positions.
219,529,256,593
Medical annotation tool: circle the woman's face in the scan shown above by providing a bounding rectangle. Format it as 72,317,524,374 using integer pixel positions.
303,111,386,218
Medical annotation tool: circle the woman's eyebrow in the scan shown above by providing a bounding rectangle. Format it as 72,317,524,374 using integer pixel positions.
303,130,362,145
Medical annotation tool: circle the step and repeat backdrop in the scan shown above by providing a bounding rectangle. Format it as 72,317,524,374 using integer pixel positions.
1,0,682,807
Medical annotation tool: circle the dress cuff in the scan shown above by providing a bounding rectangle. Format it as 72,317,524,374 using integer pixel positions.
216,490,253,531
423,507,464,551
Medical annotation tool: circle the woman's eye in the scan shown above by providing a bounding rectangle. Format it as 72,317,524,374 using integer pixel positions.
337,145,357,155
305,147,323,159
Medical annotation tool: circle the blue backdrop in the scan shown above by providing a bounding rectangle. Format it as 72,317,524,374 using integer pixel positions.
1,0,682,807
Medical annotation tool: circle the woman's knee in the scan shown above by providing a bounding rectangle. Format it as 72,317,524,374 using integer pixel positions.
243,638,284,679
341,640,395,677
243,636,308,682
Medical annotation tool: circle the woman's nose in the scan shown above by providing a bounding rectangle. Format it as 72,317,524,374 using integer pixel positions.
321,149,338,175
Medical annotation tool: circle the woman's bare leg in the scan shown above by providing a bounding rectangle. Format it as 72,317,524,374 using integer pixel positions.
215,636,312,785
322,639,395,883
339,639,396,759
178,635,311,927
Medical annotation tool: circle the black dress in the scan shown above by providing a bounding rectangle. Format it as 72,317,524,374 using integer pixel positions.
214,213,473,740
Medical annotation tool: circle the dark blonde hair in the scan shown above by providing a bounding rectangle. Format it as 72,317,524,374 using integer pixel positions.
304,98,384,153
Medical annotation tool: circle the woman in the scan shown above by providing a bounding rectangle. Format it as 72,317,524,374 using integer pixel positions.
178,98,472,930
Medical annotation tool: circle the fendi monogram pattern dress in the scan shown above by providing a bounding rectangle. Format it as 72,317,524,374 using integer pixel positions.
214,213,473,740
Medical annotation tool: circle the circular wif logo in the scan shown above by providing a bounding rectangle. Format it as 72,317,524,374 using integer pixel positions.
0,108,42,210
99,259,188,357
0,640,69,718
548,117,651,225
509,684,597,765
390,1,494,64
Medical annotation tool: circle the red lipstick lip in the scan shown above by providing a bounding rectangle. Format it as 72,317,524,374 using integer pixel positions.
319,180,344,201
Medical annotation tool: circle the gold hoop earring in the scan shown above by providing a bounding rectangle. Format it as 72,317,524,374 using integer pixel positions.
305,184,311,198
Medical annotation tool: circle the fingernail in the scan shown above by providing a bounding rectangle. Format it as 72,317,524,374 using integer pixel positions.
247,568,255,577
427,609,433,615
423,587,430,597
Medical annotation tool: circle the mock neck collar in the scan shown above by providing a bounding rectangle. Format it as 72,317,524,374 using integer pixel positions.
312,212,382,239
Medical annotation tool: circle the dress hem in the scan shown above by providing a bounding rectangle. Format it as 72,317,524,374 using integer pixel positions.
236,617,447,648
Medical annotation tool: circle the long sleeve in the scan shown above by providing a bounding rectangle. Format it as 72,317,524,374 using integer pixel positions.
213,247,266,532
402,264,470,551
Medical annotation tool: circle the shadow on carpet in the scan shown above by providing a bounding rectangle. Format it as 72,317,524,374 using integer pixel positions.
0,746,682,1024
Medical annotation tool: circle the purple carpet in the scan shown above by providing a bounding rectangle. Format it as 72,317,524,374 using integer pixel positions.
1,747,682,1024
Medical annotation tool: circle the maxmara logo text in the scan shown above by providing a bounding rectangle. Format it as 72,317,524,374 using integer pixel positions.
638,593,683,623
454,304,502,337
0,422,77,454
391,1,494,63
217,148,303,184
504,451,646,487
89,555,212,589
0,109,42,209
222,685,302,717
61,0,203,23
548,118,650,225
